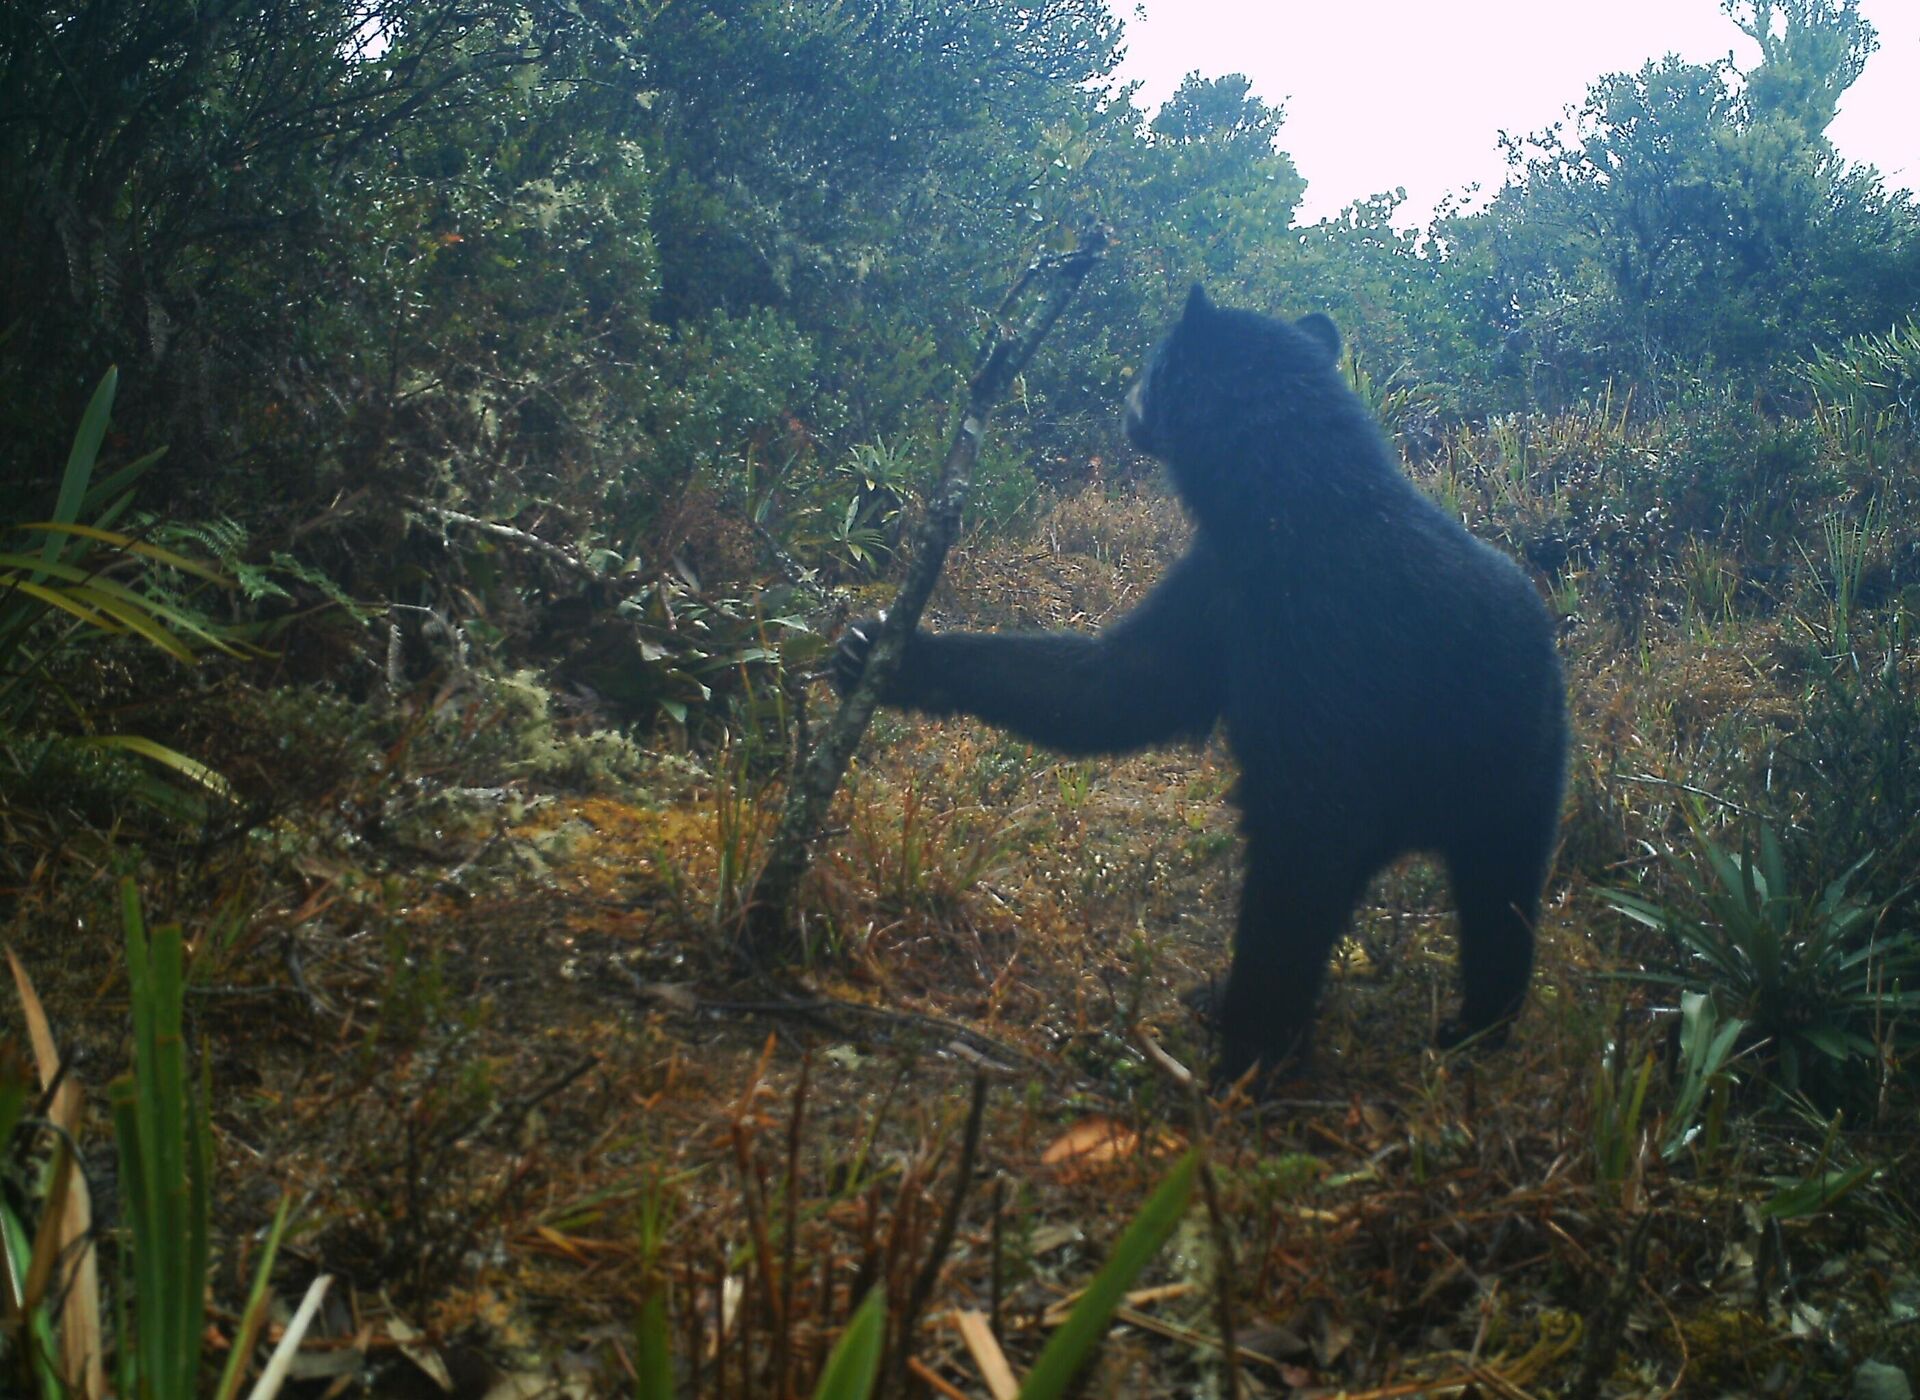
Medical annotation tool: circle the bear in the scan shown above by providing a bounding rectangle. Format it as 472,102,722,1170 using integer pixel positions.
835,285,1569,1082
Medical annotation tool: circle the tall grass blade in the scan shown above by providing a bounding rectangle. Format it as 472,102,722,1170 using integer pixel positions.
1019,1150,1199,1400
114,877,211,1400
82,735,236,800
213,1195,293,1400
77,447,166,520
0,1201,66,1399
42,369,117,576
811,1285,886,1400
633,1286,675,1400
16,521,229,585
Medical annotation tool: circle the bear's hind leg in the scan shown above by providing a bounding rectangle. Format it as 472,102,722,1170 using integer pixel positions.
1438,828,1554,1049
1213,846,1366,1084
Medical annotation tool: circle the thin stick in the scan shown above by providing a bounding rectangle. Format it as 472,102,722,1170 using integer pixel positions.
1198,1155,1243,1400
955,1309,1020,1400
244,1275,332,1400
742,226,1109,960
906,1356,974,1400
405,499,600,582
884,1074,991,1397
776,1051,811,1398
989,1175,1006,1341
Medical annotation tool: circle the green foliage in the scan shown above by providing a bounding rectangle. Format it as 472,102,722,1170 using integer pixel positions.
3,0,666,530
808,1287,887,1400
0,370,216,693
147,515,370,621
0,1038,64,1397
109,877,211,1400
1665,991,1745,1162
1,887,290,1399
1019,1149,1198,1399
211,1197,293,1400
1654,395,1833,558
1,369,242,831
1603,818,1920,1101
1726,0,1877,137
1818,502,1878,652
1341,339,1444,448
9,0,1920,1386
1802,317,1920,468
745,434,922,581
1441,5,1920,406
587,572,813,733
1780,619,1920,891
1590,1038,1655,1200
632,1281,885,1400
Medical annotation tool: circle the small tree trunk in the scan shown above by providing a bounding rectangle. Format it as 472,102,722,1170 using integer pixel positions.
740,225,1108,963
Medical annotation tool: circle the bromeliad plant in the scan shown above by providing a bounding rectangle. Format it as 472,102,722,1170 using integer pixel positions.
1603,813,1920,1103
0,367,244,817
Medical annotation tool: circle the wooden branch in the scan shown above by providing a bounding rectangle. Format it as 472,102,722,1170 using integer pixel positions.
407,499,601,583
741,225,1108,960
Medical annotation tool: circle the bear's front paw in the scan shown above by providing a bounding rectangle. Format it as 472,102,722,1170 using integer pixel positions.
831,613,886,696
1211,1027,1311,1095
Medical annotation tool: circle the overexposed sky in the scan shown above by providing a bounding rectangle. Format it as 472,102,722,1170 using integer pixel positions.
1114,0,1920,226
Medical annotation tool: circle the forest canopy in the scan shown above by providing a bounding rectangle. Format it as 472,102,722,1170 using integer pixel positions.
8,0,1912,554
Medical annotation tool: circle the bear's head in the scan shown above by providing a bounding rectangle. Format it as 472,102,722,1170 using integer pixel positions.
1124,284,1344,465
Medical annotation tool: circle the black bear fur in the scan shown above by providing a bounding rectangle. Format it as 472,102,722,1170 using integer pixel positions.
836,286,1569,1081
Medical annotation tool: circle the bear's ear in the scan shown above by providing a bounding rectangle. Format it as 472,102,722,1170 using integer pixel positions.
1182,284,1214,323
1295,312,1341,365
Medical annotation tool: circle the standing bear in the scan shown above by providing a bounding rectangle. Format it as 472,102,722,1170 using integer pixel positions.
835,286,1569,1081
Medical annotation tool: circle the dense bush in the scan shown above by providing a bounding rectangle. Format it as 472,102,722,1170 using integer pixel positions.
4,0,1919,777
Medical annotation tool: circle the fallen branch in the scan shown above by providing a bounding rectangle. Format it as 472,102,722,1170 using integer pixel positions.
741,225,1109,961
609,962,1046,1072
407,499,601,582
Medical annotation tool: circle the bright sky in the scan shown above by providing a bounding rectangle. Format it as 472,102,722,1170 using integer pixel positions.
1114,0,1920,227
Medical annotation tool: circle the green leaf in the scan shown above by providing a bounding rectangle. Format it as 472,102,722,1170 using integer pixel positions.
213,1195,293,1400
1761,1163,1873,1219
1600,887,1669,931
1020,1150,1199,1400
45,369,118,572
633,1287,675,1400
1,577,122,631
15,521,232,585
78,448,166,519
115,879,213,1397
62,584,197,662
0,1194,66,1399
81,735,234,799
811,1285,886,1400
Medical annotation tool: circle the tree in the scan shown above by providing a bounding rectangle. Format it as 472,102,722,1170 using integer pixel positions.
1437,1,1918,407
1725,0,1876,137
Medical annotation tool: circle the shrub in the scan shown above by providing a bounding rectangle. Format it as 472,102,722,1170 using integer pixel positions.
1603,816,1920,1106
